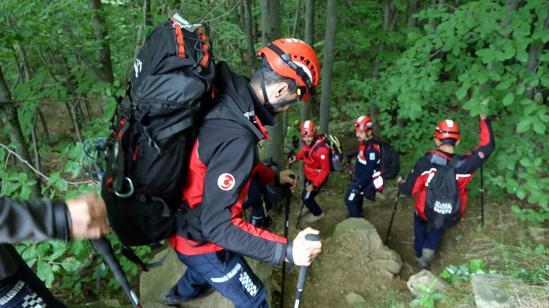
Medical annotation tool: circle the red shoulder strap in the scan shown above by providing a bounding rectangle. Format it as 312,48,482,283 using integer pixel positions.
171,22,186,58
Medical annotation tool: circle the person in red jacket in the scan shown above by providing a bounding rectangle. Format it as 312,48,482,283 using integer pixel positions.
398,114,494,268
164,39,322,307
288,120,330,224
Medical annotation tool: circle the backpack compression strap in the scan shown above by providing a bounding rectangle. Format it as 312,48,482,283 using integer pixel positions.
110,96,133,197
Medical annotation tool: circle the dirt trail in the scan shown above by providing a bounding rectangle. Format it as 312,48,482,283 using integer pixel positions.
268,136,537,307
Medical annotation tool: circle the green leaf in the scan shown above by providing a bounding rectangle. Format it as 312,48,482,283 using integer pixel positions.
55,178,68,192
502,93,514,106
516,83,525,95
456,83,469,100
534,244,545,256
468,259,485,273
516,189,526,200
516,119,531,132
532,121,545,135
496,77,514,90
516,47,529,63
519,158,532,167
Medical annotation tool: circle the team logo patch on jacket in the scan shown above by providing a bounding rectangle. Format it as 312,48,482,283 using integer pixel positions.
218,173,236,191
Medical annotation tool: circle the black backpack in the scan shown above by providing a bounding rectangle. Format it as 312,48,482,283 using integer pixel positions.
425,154,461,229
377,140,400,180
262,158,285,205
101,15,216,246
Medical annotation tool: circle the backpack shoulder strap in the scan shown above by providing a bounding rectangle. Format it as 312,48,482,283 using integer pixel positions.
311,138,329,153
448,156,460,168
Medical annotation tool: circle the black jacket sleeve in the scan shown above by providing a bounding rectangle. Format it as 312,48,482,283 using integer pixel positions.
199,134,287,265
0,197,71,243
399,156,428,196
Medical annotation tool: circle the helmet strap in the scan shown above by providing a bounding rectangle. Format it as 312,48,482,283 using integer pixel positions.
259,71,271,107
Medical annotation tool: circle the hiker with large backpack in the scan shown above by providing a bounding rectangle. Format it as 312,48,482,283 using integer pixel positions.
163,38,322,307
288,120,331,224
398,114,494,268
344,115,385,218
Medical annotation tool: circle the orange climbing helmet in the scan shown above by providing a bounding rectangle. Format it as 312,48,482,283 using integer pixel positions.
354,116,374,132
257,38,320,102
434,119,460,141
300,120,316,137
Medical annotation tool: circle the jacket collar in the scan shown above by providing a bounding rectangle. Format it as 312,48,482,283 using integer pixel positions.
207,62,272,141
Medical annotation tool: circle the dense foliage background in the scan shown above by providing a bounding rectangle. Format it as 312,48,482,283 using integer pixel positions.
0,0,546,303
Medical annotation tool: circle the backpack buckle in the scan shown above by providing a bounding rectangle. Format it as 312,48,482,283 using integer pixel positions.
114,177,134,198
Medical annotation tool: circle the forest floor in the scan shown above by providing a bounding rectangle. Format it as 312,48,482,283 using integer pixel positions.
268,142,549,307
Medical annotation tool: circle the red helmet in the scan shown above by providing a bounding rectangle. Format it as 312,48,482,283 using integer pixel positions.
434,119,460,141
300,120,316,137
354,116,374,132
257,38,320,102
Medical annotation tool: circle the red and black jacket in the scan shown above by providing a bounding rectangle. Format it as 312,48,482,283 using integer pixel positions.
354,139,381,189
399,119,495,221
168,62,287,264
295,137,330,188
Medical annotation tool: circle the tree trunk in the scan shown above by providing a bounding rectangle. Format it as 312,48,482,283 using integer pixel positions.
291,0,301,37
241,0,256,73
0,66,42,198
5,17,33,82
431,0,445,29
407,0,418,28
501,0,522,28
260,0,285,166
31,112,41,173
260,0,281,42
37,107,50,140
300,0,314,122
89,0,114,84
525,14,548,99
134,0,152,59
65,101,83,143
319,0,337,135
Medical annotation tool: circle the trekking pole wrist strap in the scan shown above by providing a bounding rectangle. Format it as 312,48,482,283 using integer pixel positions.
286,240,294,264
274,171,281,186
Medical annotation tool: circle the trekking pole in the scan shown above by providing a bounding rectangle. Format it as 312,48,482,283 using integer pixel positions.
92,238,142,308
281,174,296,308
294,233,320,308
384,189,400,244
480,165,484,227
295,191,311,229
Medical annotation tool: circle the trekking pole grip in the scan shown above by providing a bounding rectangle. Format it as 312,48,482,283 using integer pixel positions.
294,233,320,308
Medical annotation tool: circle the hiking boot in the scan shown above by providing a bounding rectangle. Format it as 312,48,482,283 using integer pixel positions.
304,212,325,224
421,248,435,268
161,286,190,306
250,216,265,227
251,216,273,229
415,256,429,269
161,285,214,306
261,216,273,228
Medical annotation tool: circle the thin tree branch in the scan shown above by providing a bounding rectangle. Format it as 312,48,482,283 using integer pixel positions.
0,143,96,186
202,0,242,23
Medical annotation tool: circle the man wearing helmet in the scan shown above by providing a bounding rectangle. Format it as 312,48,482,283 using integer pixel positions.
344,115,384,218
288,120,331,223
163,39,322,307
398,114,494,268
